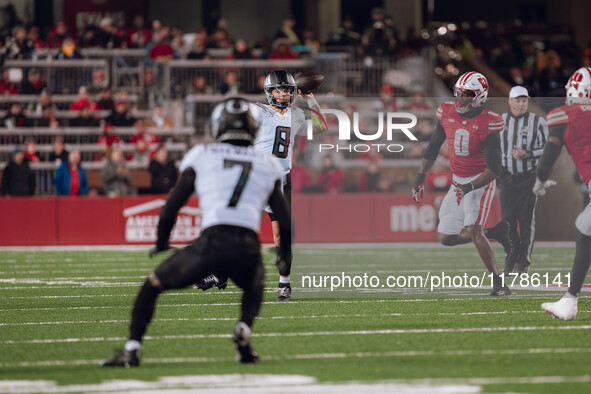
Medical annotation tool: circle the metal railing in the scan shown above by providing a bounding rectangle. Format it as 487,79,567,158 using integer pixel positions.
0,126,193,146
4,59,109,95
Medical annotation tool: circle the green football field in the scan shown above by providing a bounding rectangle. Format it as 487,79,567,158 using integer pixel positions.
0,244,590,393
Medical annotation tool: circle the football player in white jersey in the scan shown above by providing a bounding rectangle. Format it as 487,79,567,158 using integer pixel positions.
100,98,291,366
197,70,326,301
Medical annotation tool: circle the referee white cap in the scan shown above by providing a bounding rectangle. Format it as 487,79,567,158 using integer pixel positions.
509,86,529,98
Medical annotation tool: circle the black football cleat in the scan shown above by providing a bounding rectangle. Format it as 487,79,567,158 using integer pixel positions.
276,285,291,301
233,322,259,363
490,285,511,297
100,348,141,367
194,274,228,291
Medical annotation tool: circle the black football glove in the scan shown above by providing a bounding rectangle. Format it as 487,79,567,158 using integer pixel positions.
412,173,426,204
452,180,474,205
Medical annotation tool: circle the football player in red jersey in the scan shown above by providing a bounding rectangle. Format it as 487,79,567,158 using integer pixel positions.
535,67,591,320
412,71,510,296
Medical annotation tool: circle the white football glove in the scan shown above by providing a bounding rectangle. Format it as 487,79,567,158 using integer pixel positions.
532,178,557,196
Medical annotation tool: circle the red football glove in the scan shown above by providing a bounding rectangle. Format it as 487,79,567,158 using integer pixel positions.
412,173,426,204
452,180,474,205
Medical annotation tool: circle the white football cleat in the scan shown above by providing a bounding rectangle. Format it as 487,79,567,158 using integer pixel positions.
542,297,578,321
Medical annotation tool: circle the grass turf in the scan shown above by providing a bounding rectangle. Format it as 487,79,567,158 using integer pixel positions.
0,245,590,393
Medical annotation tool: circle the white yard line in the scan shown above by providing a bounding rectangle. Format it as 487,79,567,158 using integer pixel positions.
3,325,591,345
4,310,566,326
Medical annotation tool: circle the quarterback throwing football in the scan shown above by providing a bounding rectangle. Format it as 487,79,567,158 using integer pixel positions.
197,70,326,301
412,71,510,296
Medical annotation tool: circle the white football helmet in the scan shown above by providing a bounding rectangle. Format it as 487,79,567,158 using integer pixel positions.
565,67,591,105
453,71,489,114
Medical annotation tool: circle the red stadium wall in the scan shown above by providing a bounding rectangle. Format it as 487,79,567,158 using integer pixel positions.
0,193,500,246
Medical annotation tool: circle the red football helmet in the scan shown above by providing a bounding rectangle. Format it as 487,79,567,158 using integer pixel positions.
453,72,489,114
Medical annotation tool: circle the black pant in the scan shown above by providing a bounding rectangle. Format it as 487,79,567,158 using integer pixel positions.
498,170,537,267
154,225,265,325
268,172,292,222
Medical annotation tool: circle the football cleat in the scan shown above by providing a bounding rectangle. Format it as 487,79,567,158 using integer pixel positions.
100,348,140,367
542,297,578,321
194,274,228,291
490,285,511,296
233,322,259,363
277,285,291,301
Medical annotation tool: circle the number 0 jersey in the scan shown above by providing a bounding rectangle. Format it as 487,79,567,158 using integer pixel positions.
436,102,504,177
180,143,283,233
253,102,307,175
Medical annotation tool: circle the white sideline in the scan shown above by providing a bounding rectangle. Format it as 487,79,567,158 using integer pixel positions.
0,374,480,394
2,347,591,368
4,325,591,345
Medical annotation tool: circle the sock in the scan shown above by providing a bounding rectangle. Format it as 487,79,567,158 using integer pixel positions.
492,274,502,288
125,339,141,351
129,280,161,342
567,229,591,297
279,276,290,287
563,291,577,299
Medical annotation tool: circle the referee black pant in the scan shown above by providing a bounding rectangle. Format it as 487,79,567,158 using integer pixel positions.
498,170,537,269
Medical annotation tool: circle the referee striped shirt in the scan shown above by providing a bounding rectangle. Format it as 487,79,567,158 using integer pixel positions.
500,112,548,174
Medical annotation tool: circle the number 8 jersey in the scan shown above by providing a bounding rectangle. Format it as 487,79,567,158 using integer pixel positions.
180,143,283,233
436,101,504,177
253,102,307,175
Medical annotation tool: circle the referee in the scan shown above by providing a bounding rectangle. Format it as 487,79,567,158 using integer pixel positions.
487,86,548,274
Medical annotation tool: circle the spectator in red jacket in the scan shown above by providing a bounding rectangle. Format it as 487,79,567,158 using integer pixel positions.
24,138,40,162
21,69,47,95
149,30,174,63
129,119,161,144
268,38,298,59
70,86,97,111
97,123,122,149
127,15,151,47
291,156,311,193
0,69,19,95
28,26,44,49
47,21,68,49
317,154,343,193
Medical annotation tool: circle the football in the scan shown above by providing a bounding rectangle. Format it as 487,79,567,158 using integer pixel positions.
294,71,325,94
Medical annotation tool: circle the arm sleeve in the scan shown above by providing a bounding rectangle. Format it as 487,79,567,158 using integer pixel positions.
536,124,566,182
423,121,446,161
484,132,502,175
532,117,549,158
304,98,327,135
156,167,195,250
267,180,292,260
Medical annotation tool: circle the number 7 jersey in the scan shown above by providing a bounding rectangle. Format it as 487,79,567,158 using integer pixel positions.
180,143,284,233
253,102,307,174
436,101,504,177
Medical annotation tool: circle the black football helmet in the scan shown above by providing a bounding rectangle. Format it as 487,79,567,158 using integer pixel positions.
210,98,260,144
264,70,297,108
